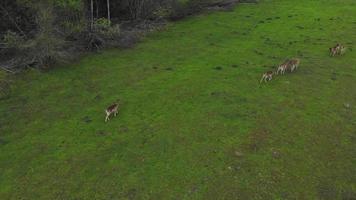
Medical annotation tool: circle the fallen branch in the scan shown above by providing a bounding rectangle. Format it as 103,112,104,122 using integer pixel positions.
0,66,17,74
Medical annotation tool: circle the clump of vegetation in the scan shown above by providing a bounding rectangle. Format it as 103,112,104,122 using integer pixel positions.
84,18,121,51
153,6,173,20
0,0,239,72
93,18,121,41
1,2,68,71
2,31,25,49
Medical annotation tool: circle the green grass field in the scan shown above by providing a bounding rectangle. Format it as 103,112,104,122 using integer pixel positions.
1,0,356,199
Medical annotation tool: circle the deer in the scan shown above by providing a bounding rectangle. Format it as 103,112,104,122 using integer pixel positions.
105,101,119,122
330,43,346,56
330,44,340,57
288,58,300,72
276,60,290,75
260,71,274,83
277,58,300,74
339,44,346,55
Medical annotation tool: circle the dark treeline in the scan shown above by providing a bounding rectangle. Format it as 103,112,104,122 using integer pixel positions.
0,0,240,72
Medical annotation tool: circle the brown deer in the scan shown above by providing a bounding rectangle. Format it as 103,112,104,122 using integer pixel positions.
105,102,119,122
339,44,346,55
260,71,274,83
330,43,346,56
288,58,300,72
330,44,339,57
276,60,290,75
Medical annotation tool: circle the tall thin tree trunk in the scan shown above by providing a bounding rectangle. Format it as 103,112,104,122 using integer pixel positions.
95,0,99,18
90,0,94,30
107,0,111,25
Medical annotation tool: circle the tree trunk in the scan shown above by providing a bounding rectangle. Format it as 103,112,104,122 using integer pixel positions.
95,0,99,18
106,0,111,24
107,0,111,25
90,0,94,30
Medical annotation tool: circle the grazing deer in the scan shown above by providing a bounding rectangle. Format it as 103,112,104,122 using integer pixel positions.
260,71,274,83
276,60,290,75
288,58,300,72
330,43,346,56
339,45,346,55
330,44,339,57
105,102,119,122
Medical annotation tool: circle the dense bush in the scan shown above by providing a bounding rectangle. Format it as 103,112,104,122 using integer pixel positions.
153,6,173,19
2,2,68,71
0,0,238,71
94,18,121,38
85,18,121,50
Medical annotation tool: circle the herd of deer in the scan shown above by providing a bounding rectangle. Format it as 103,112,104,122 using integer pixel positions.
104,43,347,122
260,58,300,83
260,43,346,83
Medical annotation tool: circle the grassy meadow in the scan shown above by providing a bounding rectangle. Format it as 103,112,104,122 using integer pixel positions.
1,0,356,199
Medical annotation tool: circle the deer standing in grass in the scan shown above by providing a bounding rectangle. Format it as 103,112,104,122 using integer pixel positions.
339,45,346,55
277,58,300,74
330,46,339,57
330,44,340,56
276,60,290,75
260,71,274,83
288,58,300,72
330,43,346,56
105,102,119,122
